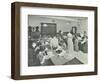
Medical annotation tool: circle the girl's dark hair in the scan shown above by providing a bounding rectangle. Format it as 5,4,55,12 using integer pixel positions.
36,26,39,32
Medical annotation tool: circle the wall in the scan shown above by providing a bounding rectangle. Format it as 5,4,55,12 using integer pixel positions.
0,0,100,82
78,19,88,33
28,15,87,33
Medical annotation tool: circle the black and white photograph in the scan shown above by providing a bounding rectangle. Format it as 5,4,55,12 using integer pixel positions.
28,15,88,66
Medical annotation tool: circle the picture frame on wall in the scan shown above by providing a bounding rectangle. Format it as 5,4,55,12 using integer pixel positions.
11,2,98,80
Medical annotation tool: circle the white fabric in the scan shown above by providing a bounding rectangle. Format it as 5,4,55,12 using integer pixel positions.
50,37,59,48
67,33,74,53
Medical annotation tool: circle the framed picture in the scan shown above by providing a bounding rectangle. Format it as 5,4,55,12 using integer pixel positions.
11,2,98,80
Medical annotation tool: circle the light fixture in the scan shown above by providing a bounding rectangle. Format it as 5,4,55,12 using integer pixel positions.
43,24,47,27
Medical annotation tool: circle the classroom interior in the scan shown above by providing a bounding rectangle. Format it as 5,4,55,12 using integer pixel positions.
28,15,88,66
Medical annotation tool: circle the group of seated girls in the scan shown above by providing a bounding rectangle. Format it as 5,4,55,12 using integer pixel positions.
28,27,88,65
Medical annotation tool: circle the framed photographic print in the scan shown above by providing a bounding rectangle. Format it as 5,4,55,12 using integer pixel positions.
11,2,98,80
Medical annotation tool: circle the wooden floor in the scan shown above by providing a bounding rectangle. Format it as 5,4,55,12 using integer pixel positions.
28,48,87,66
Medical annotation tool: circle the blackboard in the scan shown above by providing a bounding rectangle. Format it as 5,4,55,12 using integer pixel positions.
41,23,56,35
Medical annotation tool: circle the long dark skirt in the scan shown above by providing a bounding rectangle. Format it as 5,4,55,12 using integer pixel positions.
79,42,88,53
